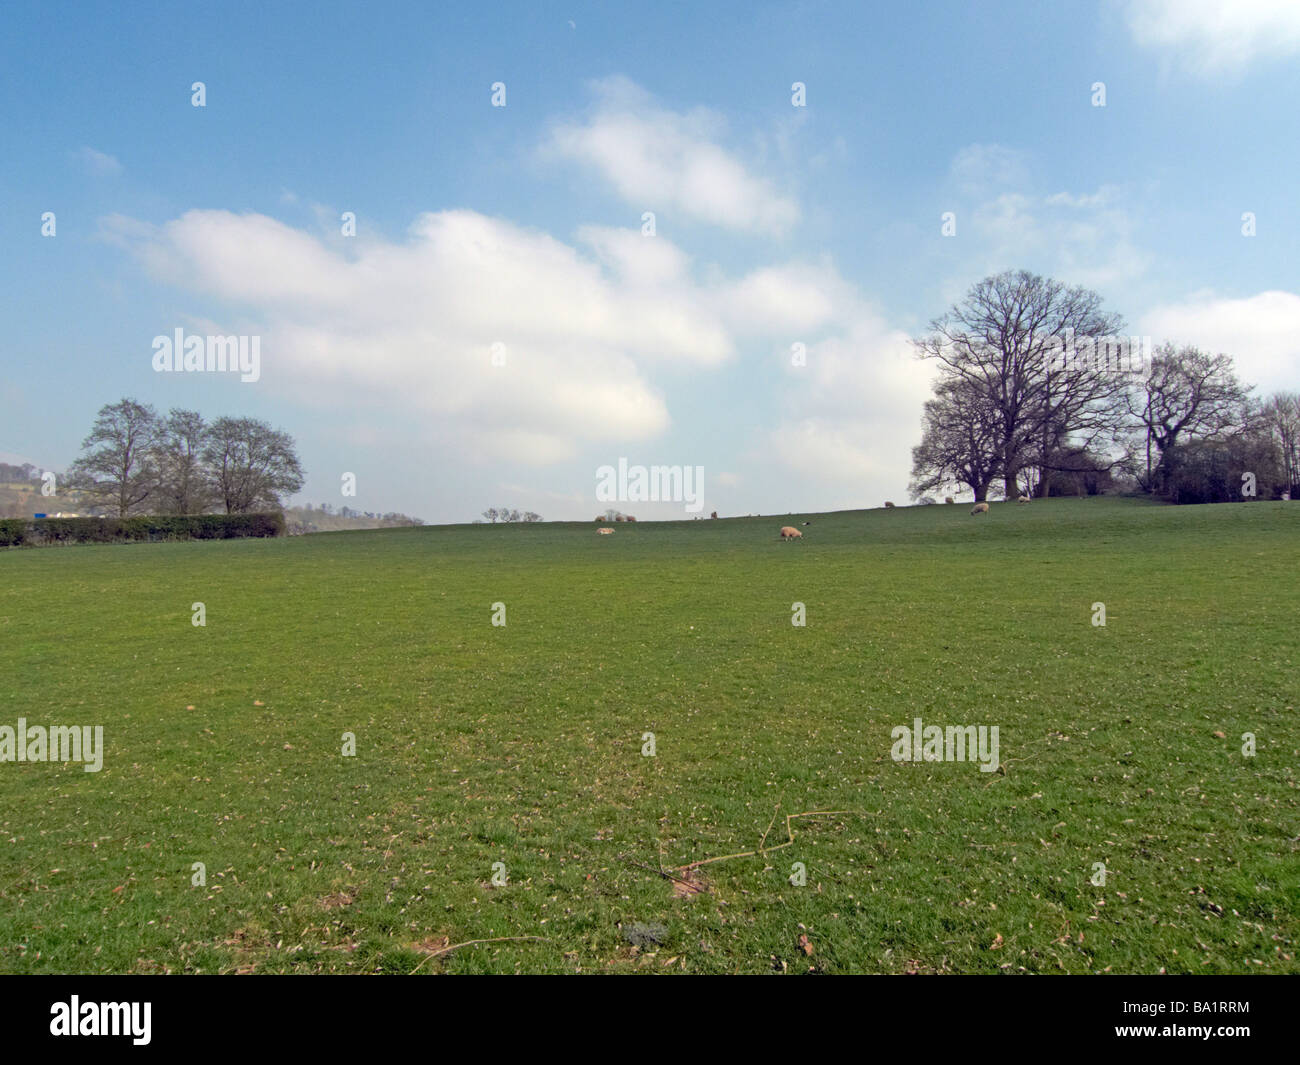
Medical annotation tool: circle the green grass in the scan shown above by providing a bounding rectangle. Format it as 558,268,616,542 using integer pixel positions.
1,496,1296,974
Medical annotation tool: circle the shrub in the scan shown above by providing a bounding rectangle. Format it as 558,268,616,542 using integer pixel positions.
2,512,285,548
0,519,28,547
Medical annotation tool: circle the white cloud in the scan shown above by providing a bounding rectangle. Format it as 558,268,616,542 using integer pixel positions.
717,262,845,334
941,145,1149,294
109,208,905,471
110,208,687,464
949,144,1030,193
946,188,1148,296
1138,290,1300,394
1124,0,1300,73
545,76,800,235
77,147,122,177
756,316,937,508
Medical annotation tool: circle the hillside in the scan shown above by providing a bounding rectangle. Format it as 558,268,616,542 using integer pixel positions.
1,495,1295,974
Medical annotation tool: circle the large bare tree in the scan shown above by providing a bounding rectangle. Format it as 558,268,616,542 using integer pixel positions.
915,270,1127,498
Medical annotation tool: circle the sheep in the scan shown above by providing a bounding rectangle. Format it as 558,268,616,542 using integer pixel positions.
625,515,636,522
779,526,803,540
945,497,955,505
595,515,605,522
597,527,614,535
1017,495,1030,505
710,511,718,519
970,502,989,515
884,501,896,508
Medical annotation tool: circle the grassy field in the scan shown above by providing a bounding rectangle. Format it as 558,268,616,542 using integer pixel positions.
1,497,1296,974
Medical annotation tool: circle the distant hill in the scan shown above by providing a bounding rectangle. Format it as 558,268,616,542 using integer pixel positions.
283,505,424,534
0,480,90,518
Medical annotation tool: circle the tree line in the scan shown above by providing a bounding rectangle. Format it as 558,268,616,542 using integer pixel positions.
909,270,1299,504
0,463,44,485
479,507,543,523
66,398,305,517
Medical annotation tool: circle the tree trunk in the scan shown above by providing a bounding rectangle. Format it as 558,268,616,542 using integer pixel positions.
1145,428,1152,493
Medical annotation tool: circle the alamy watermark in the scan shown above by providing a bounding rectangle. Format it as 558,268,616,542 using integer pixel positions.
1,718,103,772
50,996,150,1045
1041,330,1149,375
152,328,260,382
890,716,1000,772
596,458,705,513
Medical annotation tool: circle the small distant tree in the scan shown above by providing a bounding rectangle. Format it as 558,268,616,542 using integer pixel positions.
1163,428,1285,504
909,376,1002,502
1261,391,1300,495
1127,344,1252,494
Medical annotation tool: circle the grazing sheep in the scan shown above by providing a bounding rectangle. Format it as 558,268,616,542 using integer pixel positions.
597,527,614,535
945,497,955,505
884,501,896,508
971,502,989,515
801,521,811,526
1017,495,1030,505
625,515,636,522
595,515,605,522
779,526,803,540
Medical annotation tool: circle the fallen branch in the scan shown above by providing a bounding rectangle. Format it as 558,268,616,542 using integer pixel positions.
674,809,854,873
409,935,547,973
621,857,700,890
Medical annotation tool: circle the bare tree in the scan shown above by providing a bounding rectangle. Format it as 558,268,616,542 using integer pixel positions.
1260,391,1300,494
915,270,1126,498
154,408,214,514
66,398,161,516
1127,344,1252,494
909,376,1002,502
202,416,304,513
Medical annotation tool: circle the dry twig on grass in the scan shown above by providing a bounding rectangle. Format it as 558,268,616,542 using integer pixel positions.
673,809,852,872
409,935,548,973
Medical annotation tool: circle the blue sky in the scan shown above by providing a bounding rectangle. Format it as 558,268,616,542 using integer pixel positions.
3,0,1299,520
